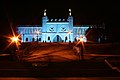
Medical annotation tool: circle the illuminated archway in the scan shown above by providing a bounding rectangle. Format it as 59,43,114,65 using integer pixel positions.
53,35,62,42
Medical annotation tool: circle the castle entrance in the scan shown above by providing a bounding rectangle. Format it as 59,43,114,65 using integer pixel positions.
53,35,62,42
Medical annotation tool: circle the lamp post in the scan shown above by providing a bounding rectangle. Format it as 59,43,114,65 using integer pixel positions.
10,36,19,52
80,37,84,60
77,37,84,61
10,36,21,61
10,36,21,50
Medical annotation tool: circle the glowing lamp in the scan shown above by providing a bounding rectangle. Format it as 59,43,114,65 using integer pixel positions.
36,31,40,34
68,30,71,34
80,37,84,42
11,37,19,42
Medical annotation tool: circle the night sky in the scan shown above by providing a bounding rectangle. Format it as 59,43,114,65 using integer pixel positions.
0,0,120,42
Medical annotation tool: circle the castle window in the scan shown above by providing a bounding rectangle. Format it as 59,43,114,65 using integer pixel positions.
74,37,77,41
26,38,28,41
65,36,67,40
65,36,67,42
55,19,57,21
48,36,50,40
32,38,35,42
39,38,41,41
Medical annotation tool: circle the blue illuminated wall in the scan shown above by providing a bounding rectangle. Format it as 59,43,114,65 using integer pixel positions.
17,9,90,42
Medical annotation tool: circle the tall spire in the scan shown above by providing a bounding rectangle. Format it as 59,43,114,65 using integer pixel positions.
44,9,47,16
69,9,71,16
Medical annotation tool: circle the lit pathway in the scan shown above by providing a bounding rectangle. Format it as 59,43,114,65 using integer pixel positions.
19,42,120,62
21,43,79,62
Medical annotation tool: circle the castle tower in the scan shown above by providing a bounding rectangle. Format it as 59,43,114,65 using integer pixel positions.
42,9,48,42
67,9,73,30
67,9,73,42
42,9,48,32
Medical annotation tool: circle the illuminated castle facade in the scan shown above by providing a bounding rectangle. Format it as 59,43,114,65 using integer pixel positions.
17,9,90,42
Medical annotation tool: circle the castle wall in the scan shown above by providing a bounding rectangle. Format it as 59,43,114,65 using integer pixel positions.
17,10,89,42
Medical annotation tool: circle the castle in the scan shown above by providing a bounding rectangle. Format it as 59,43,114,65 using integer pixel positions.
17,9,95,43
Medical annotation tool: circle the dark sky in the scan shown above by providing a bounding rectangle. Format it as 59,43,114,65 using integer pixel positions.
0,0,120,41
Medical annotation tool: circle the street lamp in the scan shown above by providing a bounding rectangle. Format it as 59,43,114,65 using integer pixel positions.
78,37,84,60
10,36,21,61
9,36,20,54
10,36,21,50
11,36,19,43
80,37,84,42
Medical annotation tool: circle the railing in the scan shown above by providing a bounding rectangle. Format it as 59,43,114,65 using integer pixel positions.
105,59,120,72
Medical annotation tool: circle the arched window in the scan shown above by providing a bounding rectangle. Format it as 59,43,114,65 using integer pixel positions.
65,36,67,40
65,36,67,42
74,37,77,42
39,38,41,41
48,36,50,40
32,38,35,42
26,38,28,41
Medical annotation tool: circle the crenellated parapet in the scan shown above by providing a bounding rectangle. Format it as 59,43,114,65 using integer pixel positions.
47,18,67,22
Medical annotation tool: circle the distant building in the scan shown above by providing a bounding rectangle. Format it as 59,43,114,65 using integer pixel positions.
17,9,97,42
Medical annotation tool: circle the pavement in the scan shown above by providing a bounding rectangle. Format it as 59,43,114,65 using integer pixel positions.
18,42,120,62
0,42,120,77
18,43,79,62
